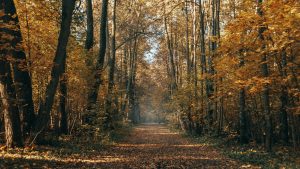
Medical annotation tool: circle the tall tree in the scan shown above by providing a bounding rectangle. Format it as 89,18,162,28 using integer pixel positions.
33,0,75,137
164,15,177,94
104,0,117,131
257,0,272,152
0,0,35,138
278,50,289,144
239,50,249,144
0,1,23,148
86,0,109,124
199,0,207,119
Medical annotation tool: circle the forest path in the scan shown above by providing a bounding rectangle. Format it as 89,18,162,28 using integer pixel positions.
100,124,242,168
1,124,249,168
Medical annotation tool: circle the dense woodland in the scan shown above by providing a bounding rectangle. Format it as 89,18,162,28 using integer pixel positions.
0,0,299,167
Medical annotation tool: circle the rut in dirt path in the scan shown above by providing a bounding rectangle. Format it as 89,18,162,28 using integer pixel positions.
98,124,241,168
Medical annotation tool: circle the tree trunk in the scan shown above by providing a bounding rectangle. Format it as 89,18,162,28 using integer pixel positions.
199,1,207,120
207,0,217,129
86,0,109,124
257,0,272,152
164,16,177,93
121,46,129,117
0,61,23,148
104,0,117,131
85,0,94,51
184,0,192,132
239,88,249,143
239,50,249,143
278,50,289,144
59,54,68,135
128,38,139,123
0,0,35,138
33,0,75,138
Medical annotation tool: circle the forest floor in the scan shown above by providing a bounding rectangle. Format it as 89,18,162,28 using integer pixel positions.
0,124,295,168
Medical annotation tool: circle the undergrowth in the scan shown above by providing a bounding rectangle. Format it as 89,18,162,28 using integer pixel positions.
170,125,300,169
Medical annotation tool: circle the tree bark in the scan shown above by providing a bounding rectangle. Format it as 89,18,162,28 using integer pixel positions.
86,0,109,124
59,54,68,135
33,0,75,137
239,85,249,143
85,0,94,51
184,0,193,132
128,38,139,123
206,0,217,129
199,1,207,118
278,50,289,144
257,0,272,152
0,61,23,148
239,51,249,143
104,0,117,131
0,0,35,138
164,16,177,93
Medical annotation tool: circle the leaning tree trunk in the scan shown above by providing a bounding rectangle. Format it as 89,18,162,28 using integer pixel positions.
1,0,35,138
33,0,75,139
86,0,109,124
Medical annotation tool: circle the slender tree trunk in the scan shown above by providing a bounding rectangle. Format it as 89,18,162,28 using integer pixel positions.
192,0,198,99
184,0,192,132
164,15,177,92
86,0,109,124
257,0,272,152
278,50,289,144
104,0,117,131
239,80,249,143
239,50,249,143
121,46,129,116
128,38,139,123
207,0,216,129
199,1,207,120
83,0,94,124
33,0,75,138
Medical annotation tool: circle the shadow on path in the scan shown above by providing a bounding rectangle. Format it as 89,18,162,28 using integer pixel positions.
0,124,241,168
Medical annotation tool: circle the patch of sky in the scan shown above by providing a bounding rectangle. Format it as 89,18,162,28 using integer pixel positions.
144,37,159,64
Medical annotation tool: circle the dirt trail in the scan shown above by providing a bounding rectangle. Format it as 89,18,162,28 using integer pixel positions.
103,124,241,169
1,124,244,168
